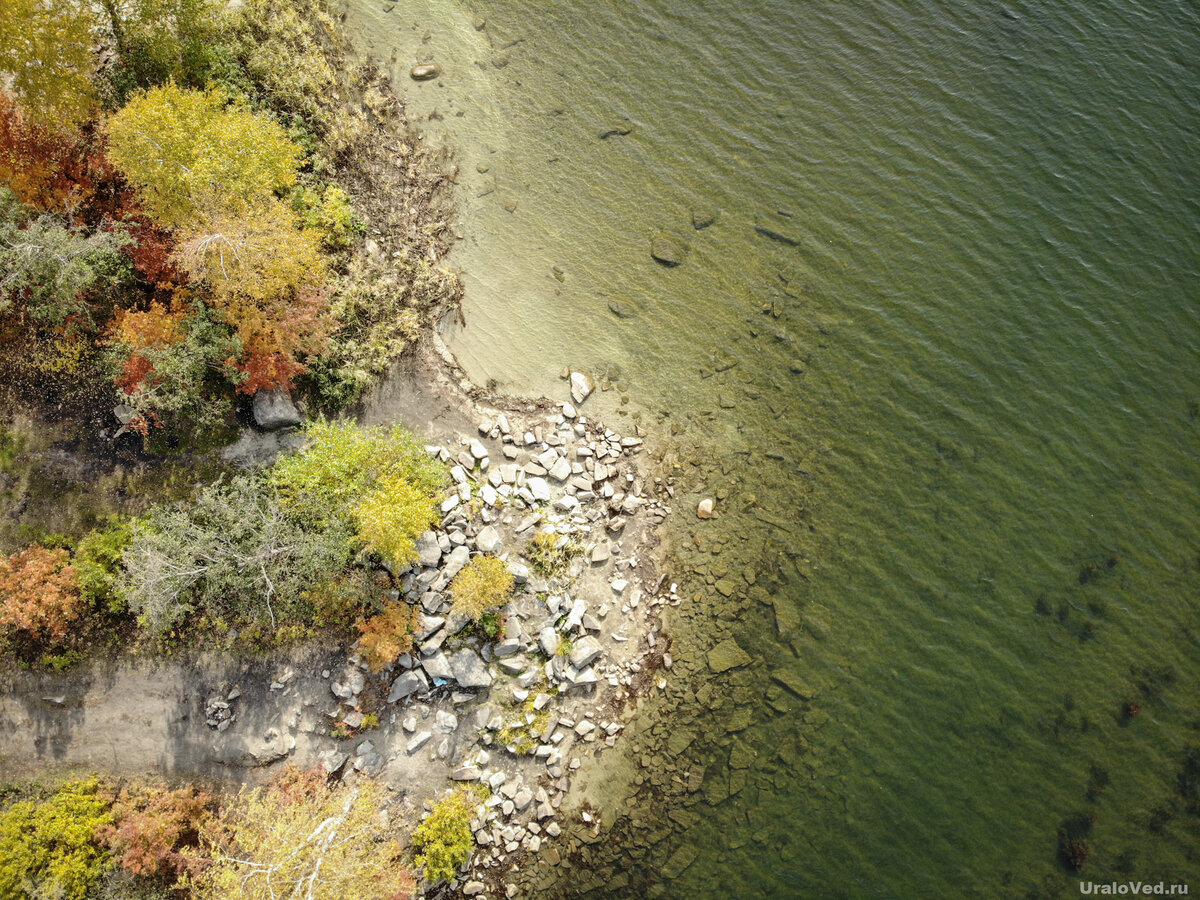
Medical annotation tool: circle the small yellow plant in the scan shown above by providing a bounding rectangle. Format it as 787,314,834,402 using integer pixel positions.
351,475,438,569
449,555,513,622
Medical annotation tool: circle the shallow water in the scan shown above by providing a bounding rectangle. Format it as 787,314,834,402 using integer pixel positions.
346,1,1200,895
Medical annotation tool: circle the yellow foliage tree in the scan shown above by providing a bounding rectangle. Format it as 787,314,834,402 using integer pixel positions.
192,777,414,900
0,0,97,128
106,84,300,227
351,474,438,570
171,199,326,304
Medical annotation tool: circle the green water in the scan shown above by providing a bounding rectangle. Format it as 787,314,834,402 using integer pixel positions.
347,1,1200,895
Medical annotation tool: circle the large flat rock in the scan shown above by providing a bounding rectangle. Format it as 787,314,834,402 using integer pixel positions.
707,639,752,673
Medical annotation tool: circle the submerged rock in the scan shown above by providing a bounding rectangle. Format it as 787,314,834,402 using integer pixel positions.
707,638,752,673
691,208,717,229
753,221,800,247
650,233,686,266
697,498,714,519
607,298,639,319
410,63,441,80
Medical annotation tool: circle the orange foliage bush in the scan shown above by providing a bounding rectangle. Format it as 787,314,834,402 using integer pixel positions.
267,764,330,805
122,215,184,289
99,784,213,880
111,302,187,396
355,602,416,672
0,545,83,640
226,284,334,393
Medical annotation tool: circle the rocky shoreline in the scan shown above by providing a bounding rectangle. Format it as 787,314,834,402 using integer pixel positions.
0,331,680,898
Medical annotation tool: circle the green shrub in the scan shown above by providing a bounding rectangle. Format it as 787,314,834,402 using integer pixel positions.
0,188,131,332
117,475,353,636
74,517,134,614
295,184,363,251
0,779,114,900
450,556,514,622
412,788,482,884
41,649,83,671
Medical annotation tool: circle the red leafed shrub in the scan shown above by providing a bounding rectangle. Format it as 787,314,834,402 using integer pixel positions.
226,284,335,393
110,301,188,396
0,92,107,217
0,545,83,641
122,215,184,289
99,785,213,880
233,349,307,395
267,764,330,805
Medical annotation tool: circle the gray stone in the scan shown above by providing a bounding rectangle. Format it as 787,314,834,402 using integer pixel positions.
388,669,428,703
417,532,446,566
252,388,302,430
570,371,595,404
527,477,552,502
591,544,611,564
331,681,353,700
650,232,686,266
470,438,488,459
443,545,471,580
435,709,459,733
536,449,560,470
570,636,603,668
450,649,493,688
422,652,454,682
494,638,522,658
406,731,432,754
475,524,503,554
416,615,445,641
498,655,527,675
451,765,481,781
318,750,348,773
464,883,486,897
508,561,531,583
548,457,572,482
538,627,561,657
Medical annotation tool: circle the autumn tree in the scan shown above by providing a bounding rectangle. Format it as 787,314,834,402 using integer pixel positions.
0,0,97,128
106,84,300,228
0,94,104,214
193,773,415,900
0,545,84,641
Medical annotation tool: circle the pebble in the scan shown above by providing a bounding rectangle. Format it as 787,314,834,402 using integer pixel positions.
410,63,440,80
